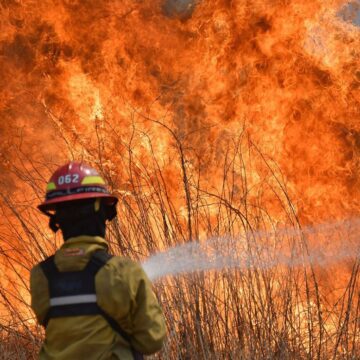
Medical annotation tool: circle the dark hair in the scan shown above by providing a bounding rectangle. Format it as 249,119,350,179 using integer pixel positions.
49,199,116,240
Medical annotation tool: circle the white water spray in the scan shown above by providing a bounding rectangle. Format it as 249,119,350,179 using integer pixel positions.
142,218,360,281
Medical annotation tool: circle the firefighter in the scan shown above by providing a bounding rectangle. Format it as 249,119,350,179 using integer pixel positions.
30,162,166,360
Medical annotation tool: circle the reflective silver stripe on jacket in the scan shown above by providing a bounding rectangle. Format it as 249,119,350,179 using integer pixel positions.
50,294,97,306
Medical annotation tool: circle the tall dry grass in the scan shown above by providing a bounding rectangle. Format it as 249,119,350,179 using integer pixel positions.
0,115,359,359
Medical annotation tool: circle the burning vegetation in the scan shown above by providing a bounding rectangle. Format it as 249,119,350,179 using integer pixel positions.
0,0,359,358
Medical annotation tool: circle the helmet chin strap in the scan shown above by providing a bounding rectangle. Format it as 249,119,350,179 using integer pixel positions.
42,210,60,233
104,203,117,221
49,214,60,233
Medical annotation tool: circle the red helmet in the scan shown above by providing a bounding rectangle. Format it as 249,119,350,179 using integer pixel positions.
38,162,118,213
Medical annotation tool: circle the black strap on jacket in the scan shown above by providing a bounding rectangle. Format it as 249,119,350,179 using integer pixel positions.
40,251,143,360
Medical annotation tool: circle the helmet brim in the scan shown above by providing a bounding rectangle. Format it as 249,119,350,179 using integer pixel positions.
38,193,118,213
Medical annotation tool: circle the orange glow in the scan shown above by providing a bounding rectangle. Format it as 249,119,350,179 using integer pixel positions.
0,0,359,356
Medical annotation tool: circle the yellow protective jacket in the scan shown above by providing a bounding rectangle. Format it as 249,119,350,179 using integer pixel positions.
30,236,166,360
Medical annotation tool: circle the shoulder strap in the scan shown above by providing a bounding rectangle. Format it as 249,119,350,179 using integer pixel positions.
40,255,57,280
40,251,113,277
85,250,113,275
99,310,143,359
92,250,113,263
90,250,113,268
90,252,143,359
89,252,131,343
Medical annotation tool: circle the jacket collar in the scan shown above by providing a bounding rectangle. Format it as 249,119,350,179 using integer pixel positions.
61,235,108,250
55,236,109,271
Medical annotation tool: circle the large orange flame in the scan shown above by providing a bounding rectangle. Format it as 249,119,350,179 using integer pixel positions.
0,0,359,356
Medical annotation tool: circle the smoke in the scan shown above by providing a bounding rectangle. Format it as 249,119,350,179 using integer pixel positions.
162,0,199,19
143,218,360,281
339,1,360,26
